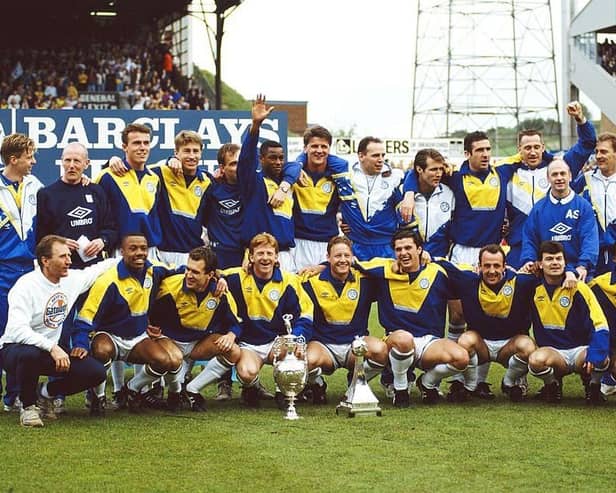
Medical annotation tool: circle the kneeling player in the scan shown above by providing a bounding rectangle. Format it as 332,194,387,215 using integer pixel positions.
437,244,537,401
150,246,241,411
527,241,610,404
74,233,183,414
356,229,469,406
225,233,314,408
302,236,388,404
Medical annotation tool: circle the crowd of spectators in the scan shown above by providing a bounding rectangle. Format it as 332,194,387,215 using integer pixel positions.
598,38,616,76
0,40,210,111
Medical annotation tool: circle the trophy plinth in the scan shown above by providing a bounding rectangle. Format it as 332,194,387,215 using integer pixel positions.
273,315,308,420
336,337,382,418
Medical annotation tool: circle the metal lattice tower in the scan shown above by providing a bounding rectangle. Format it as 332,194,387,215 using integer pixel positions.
411,0,560,151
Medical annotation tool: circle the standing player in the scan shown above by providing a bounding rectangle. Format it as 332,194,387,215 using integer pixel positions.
521,159,598,281
292,126,340,270
503,101,596,269
572,132,616,275
329,137,407,260
237,95,301,271
0,133,42,412
149,246,242,411
356,229,469,406
36,141,117,413
527,241,610,404
302,236,389,403
225,233,314,407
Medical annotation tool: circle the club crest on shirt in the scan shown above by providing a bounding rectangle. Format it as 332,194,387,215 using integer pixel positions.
269,289,280,301
28,194,36,205
144,276,153,289
539,178,548,188
489,177,498,187
419,278,430,289
502,285,513,296
347,288,359,300
559,296,570,308
321,182,333,193
44,292,69,329
440,202,450,213
146,182,156,193
206,298,218,310
194,186,203,197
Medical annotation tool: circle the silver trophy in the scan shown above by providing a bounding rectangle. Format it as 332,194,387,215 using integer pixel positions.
336,336,382,417
272,314,308,420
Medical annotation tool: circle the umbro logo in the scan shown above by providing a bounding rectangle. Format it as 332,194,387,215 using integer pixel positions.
220,199,240,209
549,222,572,235
67,206,92,219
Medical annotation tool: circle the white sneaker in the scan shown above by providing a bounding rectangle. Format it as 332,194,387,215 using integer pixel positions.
600,383,616,396
3,396,22,413
37,386,57,420
20,405,44,427
381,383,395,399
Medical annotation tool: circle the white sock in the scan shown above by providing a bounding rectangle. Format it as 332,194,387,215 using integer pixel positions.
40,382,51,399
307,367,323,385
463,353,479,391
95,381,106,399
529,366,555,384
186,357,232,394
164,364,183,393
111,361,125,392
503,354,528,386
389,348,415,391
447,324,465,342
128,365,165,393
477,362,490,383
363,359,385,382
423,363,461,389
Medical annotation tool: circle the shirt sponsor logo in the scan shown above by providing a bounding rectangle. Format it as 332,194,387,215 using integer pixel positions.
549,222,572,241
44,292,68,329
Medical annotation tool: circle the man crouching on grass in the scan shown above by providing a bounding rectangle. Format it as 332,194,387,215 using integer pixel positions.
0,235,116,427
526,241,610,404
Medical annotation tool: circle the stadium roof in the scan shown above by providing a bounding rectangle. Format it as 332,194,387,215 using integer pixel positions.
1,0,191,47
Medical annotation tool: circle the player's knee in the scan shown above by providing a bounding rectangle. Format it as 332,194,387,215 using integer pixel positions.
451,346,470,370
516,337,536,358
91,342,114,363
528,350,547,370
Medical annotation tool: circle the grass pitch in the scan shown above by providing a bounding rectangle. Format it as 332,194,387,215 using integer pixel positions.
2,309,614,492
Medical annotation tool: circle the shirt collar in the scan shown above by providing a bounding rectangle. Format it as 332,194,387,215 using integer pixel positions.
320,266,356,283
548,189,575,204
117,259,152,280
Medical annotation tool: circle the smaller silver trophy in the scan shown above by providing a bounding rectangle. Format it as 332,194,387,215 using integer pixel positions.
272,314,308,420
336,336,382,417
